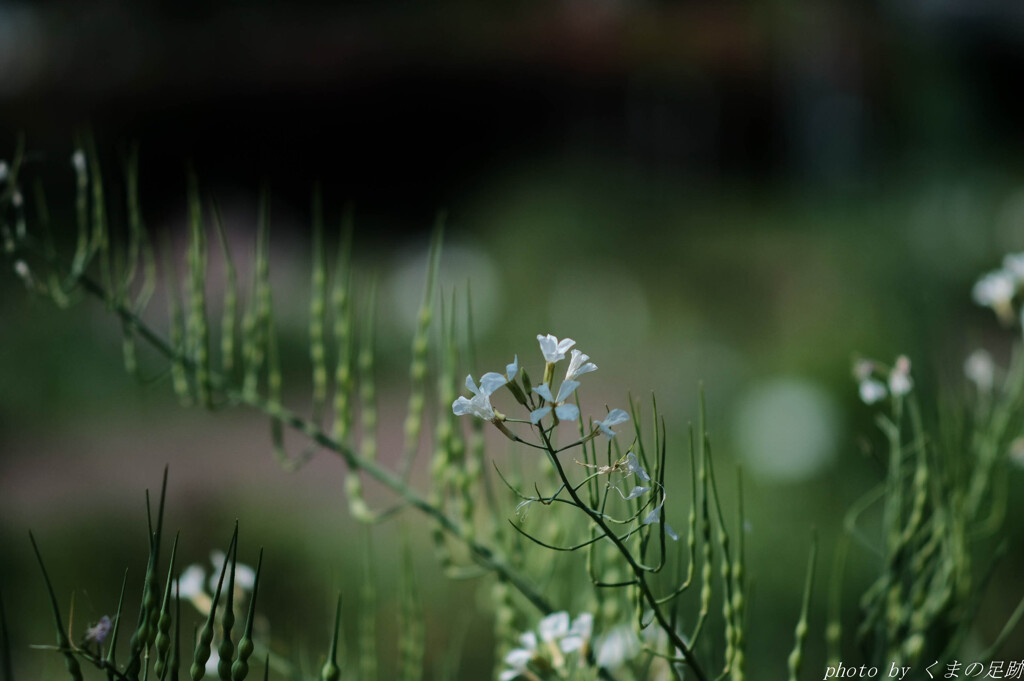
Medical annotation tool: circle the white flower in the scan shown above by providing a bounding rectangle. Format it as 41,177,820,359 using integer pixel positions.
178,564,207,599
565,349,597,381
889,355,913,396
539,611,571,643
72,150,87,174
1004,253,1024,282
530,381,580,423
452,374,499,421
11,190,22,207
499,631,538,681
973,269,1016,321
560,613,593,654
595,409,629,438
537,334,575,363
209,550,256,592
0,161,8,183
595,625,641,669
853,359,875,382
964,349,995,393
859,379,887,405
83,616,112,646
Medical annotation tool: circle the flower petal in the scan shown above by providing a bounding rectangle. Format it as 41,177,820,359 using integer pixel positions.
480,372,508,396
556,338,576,354
178,564,207,599
506,355,519,381
465,374,480,395
555,379,580,403
539,611,570,642
530,406,552,424
625,452,651,481
602,409,629,426
533,383,554,403
453,396,474,416
555,403,580,421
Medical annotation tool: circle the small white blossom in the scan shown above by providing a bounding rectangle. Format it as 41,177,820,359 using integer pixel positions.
72,150,87,174
889,355,913,396
595,625,641,669
595,409,629,438
83,616,112,646
178,564,206,599
13,260,32,286
859,379,887,405
537,334,575,363
530,381,580,423
209,550,256,592
205,648,220,676
624,452,650,482
964,349,995,393
452,374,499,421
560,613,593,654
973,269,1016,322
565,349,597,381
499,631,538,681
612,452,677,540
539,611,571,643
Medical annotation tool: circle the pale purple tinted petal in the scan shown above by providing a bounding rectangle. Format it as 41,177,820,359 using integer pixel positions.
530,406,552,424
555,403,580,421
664,523,680,541
533,383,554,402
465,374,479,395
555,379,580,403
556,338,576,354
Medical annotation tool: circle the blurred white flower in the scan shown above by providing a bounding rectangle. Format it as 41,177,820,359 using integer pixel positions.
973,269,1016,323
853,359,875,382
537,334,575,363
859,379,887,405
889,355,913,396
595,409,629,438
0,160,8,183
178,564,206,599
560,613,593,654
499,631,538,681
964,349,995,393
205,648,220,676
596,625,642,669
209,550,256,592
539,611,571,644
71,150,86,174
530,381,580,423
565,349,597,381
11,190,22,207
83,616,112,646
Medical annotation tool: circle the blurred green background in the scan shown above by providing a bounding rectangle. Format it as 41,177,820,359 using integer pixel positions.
3,0,1024,678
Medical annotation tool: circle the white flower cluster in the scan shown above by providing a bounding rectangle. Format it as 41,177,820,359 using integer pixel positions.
177,551,256,616
973,253,1024,324
500,610,645,679
452,333,630,439
854,356,913,405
